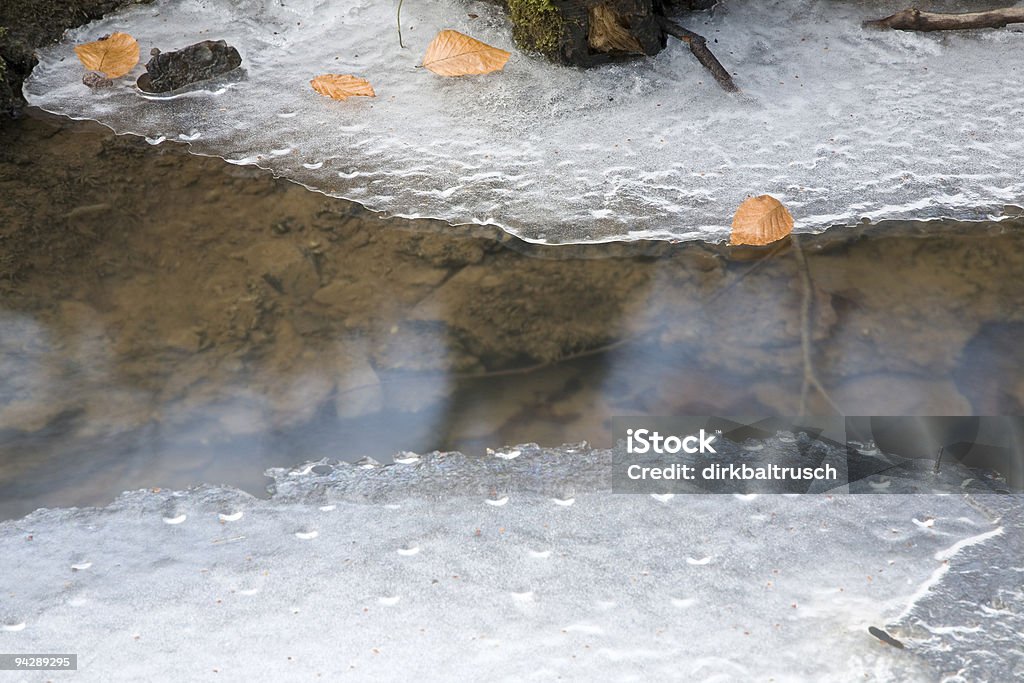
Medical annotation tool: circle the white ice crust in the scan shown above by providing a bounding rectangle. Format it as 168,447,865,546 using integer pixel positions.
1,445,1020,681
22,0,1024,243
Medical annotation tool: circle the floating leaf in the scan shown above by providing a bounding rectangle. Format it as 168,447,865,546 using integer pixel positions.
730,195,794,246
422,30,510,77
74,32,139,79
310,74,376,101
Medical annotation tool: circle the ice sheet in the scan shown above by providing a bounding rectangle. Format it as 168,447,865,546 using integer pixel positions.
1,444,1020,680
22,0,1024,244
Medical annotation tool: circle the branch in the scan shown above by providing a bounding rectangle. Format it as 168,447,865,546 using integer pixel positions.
397,0,405,48
790,234,842,417
660,19,738,92
865,7,1024,32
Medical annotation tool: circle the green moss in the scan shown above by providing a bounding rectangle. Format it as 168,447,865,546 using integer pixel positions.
507,0,563,59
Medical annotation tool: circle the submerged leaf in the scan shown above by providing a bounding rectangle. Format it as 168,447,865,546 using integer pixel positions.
310,74,376,101
422,30,510,77
730,195,794,246
74,32,140,79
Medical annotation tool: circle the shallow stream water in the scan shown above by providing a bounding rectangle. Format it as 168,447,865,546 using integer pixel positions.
2,111,1024,519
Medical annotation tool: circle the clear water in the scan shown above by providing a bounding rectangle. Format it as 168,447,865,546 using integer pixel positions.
2,113,1024,520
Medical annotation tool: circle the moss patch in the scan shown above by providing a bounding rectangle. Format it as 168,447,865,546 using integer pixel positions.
507,0,564,60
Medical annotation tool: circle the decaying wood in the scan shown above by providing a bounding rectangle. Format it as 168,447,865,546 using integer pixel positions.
588,4,647,54
865,7,1024,32
503,0,736,90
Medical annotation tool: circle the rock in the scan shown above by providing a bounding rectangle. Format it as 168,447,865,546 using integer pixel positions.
0,399,72,433
397,233,487,268
247,321,336,427
311,281,350,308
449,365,582,441
410,262,650,366
239,241,319,299
77,388,154,437
371,320,477,373
163,327,203,353
753,374,974,416
213,400,267,436
266,372,335,428
381,374,452,415
82,71,112,88
1014,378,1024,413
136,40,242,94
953,323,1024,415
334,350,384,419
751,381,801,417
394,266,450,289
830,374,972,416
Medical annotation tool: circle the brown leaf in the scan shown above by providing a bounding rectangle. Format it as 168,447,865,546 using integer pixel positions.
730,195,794,246
74,32,139,79
422,30,510,77
310,74,376,101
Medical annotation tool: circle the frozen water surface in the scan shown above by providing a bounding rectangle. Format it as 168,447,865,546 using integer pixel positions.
22,0,1024,244
1,444,1021,680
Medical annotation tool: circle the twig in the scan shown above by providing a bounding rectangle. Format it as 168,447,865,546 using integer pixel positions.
397,0,406,48
660,19,738,92
791,234,842,416
865,7,1024,32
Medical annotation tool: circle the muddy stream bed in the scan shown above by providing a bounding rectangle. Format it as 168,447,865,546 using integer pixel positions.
2,111,1023,520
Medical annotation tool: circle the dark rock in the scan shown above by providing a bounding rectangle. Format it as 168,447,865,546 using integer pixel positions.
82,71,113,88
136,40,242,94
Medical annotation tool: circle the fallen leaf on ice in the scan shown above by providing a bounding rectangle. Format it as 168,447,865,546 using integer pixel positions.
730,195,794,246
310,74,376,100
422,30,510,77
74,32,139,79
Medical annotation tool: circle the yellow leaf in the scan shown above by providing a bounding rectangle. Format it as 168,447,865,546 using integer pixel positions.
422,30,510,77
74,32,139,79
310,74,376,101
730,195,794,246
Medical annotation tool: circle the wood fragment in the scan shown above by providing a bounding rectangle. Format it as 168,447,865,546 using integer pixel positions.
868,626,905,649
660,19,737,92
865,7,1024,32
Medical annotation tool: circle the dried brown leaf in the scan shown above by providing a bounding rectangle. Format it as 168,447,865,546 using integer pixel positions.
74,32,139,79
310,74,376,101
422,30,510,77
730,195,794,246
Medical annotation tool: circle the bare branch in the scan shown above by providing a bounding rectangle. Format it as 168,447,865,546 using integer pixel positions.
660,19,738,92
865,7,1024,32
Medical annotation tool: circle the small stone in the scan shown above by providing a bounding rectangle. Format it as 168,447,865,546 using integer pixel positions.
82,72,113,89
